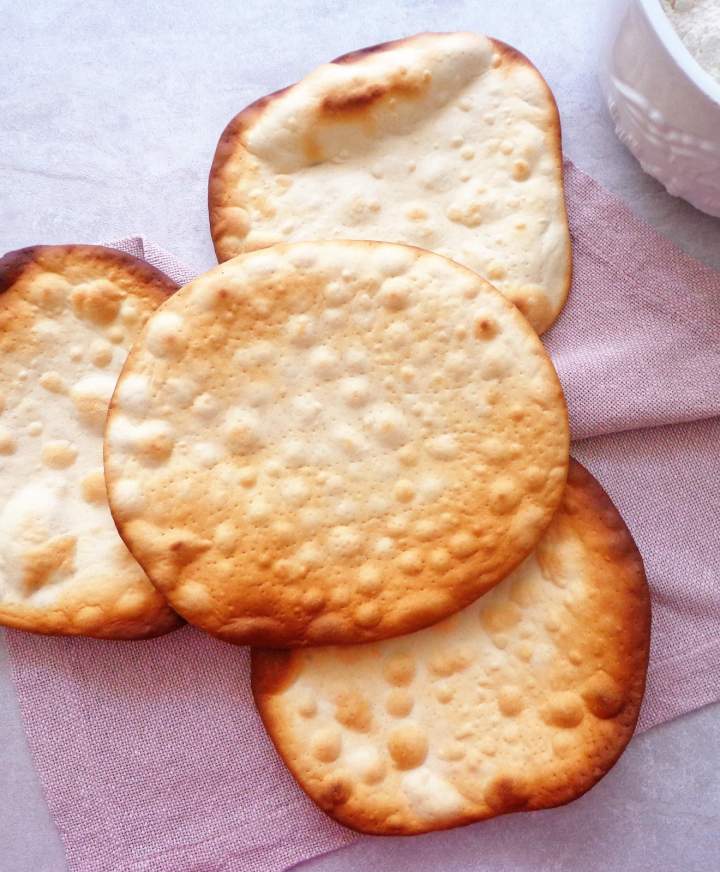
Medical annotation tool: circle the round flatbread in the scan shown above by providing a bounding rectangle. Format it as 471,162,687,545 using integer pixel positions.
0,245,181,639
209,31,571,334
105,240,568,647
252,460,650,834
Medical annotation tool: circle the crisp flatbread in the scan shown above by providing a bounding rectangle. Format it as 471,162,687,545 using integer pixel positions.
0,245,180,638
209,32,571,334
105,240,568,647
252,460,650,834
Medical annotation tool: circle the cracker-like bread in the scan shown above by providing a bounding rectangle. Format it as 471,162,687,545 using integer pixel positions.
105,240,568,647
209,32,571,334
252,460,650,834
0,245,181,639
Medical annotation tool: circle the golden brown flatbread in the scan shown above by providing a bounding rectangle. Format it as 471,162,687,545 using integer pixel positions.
104,240,568,647
0,244,181,638
252,460,650,834
209,32,571,333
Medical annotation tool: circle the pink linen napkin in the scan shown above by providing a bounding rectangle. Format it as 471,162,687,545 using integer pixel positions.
5,162,720,872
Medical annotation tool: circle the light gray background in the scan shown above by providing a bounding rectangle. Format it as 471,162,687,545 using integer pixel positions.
1,1,718,871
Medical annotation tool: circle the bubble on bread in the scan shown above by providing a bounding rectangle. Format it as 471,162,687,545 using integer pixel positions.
105,240,568,647
252,462,650,834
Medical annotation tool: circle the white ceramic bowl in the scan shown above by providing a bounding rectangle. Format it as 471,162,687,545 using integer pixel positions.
602,0,720,217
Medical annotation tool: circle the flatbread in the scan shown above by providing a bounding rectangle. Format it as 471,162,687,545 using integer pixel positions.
252,460,650,834
105,240,568,647
209,32,571,334
0,245,181,639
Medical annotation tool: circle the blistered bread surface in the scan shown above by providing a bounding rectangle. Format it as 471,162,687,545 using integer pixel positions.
105,240,568,646
209,32,571,333
252,460,650,833
0,245,181,638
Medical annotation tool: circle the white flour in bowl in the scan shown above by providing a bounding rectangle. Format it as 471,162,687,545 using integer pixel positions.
661,0,720,84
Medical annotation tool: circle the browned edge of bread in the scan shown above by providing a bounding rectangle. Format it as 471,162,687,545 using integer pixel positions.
0,244,180,301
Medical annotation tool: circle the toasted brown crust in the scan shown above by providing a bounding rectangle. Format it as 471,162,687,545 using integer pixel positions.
0,244,179,303
0,600,180,641
0,247,38,296
0,244,182,639
251,459,650,835
252,648,302,696
331,35,418,66
208,32,572,334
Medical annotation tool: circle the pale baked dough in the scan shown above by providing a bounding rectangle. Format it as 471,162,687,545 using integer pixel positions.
105,240,568,647
209,32,571,333
0,245,181,639
252,460,650,834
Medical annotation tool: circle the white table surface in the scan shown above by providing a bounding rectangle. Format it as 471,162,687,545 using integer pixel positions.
1,2,719,871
